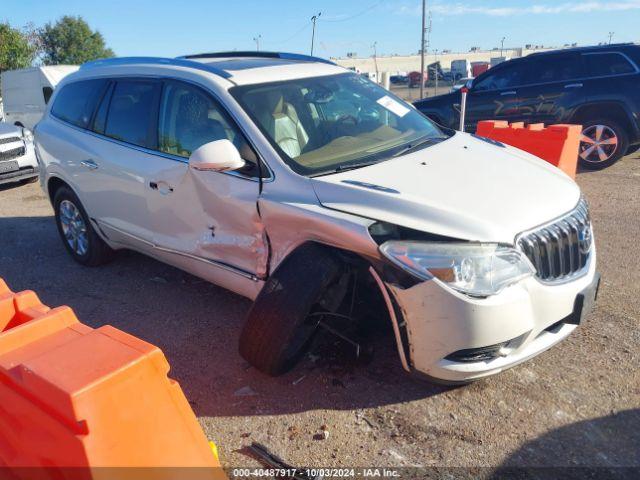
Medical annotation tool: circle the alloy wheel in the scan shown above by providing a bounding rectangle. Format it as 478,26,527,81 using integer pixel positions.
579,125,618,164
59,200,89,256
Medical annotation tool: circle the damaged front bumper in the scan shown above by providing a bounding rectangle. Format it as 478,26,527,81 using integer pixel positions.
383,246,598,383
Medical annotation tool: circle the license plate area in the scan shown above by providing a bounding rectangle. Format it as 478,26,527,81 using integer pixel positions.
0,161,19,174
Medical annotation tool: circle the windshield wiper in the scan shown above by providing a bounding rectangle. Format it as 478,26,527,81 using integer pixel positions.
392,136,448,157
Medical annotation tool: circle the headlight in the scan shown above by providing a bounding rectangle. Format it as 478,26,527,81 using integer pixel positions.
380,241,535,296
21,127,34,143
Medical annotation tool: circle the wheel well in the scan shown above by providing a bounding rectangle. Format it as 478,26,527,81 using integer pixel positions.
279,241,392,324
47,177,70,205
571,103,634,135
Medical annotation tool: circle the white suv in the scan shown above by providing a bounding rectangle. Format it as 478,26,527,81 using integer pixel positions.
34,52,599,383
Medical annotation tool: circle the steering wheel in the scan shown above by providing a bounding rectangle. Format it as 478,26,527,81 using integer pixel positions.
335,114,358,125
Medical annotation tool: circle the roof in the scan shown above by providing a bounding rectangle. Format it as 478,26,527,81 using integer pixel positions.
80,52,346,86
528,43,637,57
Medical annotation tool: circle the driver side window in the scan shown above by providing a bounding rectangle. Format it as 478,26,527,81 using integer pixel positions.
473,64,524,92
158,81,262,176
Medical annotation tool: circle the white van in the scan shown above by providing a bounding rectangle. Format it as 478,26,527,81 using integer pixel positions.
450,59,471,80
1,66,79,130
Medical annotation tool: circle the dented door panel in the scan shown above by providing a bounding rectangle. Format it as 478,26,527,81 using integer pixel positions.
146,157,268,279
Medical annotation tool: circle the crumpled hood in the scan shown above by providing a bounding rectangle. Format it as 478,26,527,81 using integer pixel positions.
311,132,580,244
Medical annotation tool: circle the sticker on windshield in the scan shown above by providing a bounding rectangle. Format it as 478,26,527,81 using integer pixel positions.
376,95,410,117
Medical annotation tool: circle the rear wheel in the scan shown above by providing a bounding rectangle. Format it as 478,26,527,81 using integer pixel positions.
53,186,114,266
578,119,629,170
239,244,345,376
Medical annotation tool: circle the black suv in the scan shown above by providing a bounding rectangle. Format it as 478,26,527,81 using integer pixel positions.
415,44,640,169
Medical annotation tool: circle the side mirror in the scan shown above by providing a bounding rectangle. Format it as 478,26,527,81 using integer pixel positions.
188,139,246,172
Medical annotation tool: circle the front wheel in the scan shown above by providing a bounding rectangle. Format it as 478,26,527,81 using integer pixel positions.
53,186,114,266
239,244,344,376
578,119,629,170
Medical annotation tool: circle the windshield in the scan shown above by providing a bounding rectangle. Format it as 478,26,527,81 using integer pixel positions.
231,73,447,176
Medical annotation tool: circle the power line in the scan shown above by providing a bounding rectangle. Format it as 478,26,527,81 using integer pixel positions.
320,0,384,23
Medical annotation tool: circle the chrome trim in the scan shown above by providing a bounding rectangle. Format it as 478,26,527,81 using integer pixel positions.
98,220,260,281
515,198,592,285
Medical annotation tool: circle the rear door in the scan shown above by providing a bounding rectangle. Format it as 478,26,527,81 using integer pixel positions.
83,78,162,249
517,53,586,125
463,61,526,131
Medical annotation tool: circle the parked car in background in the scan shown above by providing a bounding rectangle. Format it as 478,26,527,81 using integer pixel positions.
35,52,598,384
0,122,38,186
415,44,640,169
451,59,472,80
450,77,474,93
1,66,79,130
408,70,428,87
471,61,490,77
390,74,408,85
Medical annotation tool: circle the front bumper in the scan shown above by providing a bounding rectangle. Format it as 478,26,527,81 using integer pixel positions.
386,245,598,383
0,144,39,186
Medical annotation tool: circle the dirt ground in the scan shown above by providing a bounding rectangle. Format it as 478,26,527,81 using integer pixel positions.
0,151,638,475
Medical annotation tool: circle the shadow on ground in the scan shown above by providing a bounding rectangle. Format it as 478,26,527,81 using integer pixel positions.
493,409,640,478
0,215,450,419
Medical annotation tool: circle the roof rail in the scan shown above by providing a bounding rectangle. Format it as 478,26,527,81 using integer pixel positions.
179,51,337,66
80,56,233,79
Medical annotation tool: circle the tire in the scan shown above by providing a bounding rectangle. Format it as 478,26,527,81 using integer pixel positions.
626,144,640,155
578,118,629,170
239,244,344,376
53,186,114,266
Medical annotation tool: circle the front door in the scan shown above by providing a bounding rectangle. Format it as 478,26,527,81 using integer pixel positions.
463,61,527,131
145,79,268,280
517,53,586,125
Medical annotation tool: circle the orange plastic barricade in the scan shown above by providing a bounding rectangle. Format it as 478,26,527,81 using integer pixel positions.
0,277,226,480
476,120,582,179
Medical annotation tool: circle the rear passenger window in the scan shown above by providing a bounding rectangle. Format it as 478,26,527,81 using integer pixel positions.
105,80,160,148
585,53,635,77
51,79,107,128
523,55,584,85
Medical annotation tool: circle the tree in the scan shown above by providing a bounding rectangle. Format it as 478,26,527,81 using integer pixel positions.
39,16,114,65
0,22,36,73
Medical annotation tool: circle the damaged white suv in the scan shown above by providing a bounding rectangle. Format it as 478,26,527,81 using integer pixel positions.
34,52,599,383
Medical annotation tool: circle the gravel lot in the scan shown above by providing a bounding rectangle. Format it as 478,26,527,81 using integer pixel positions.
0,151,638,474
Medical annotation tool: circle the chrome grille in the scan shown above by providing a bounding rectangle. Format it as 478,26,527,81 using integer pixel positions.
0,137,25,161
516,198,592,283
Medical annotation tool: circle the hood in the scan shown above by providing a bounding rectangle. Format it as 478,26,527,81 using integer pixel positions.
311,132,580,244
0,122,22,139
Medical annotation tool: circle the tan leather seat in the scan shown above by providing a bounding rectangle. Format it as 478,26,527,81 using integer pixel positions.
254,91,309,158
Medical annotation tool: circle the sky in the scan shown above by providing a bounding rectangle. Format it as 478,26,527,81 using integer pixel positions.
2,0,639,59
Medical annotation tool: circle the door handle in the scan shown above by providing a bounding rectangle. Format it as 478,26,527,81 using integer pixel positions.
80,159,98,170
149,181,173,194
500,91,517,96
564,83,583,89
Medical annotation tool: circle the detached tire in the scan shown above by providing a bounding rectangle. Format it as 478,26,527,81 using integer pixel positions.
239,244,344,376
53,186,114,266
578,118,629,170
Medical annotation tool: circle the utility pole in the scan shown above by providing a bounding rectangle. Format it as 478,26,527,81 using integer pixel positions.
608,31,614,44
253,34,262,51
420,0,426,99
500,36,506,57
311,12,321,55
434,48,439,96
372,41,379,82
